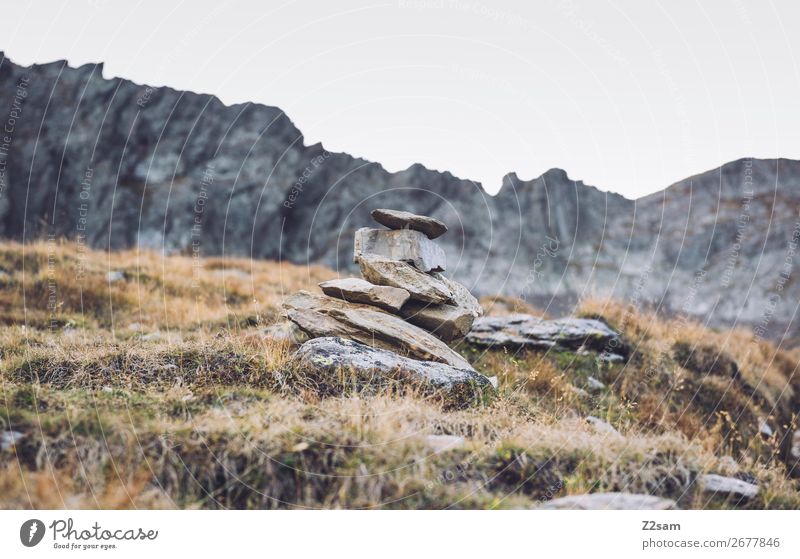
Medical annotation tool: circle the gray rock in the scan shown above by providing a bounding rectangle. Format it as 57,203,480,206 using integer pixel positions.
354,227,446,273
467,314,627,356
791,430,800,461
283,291,472,369
424,434,466,454
401,303,474,342
540,492,677,510
0,430,25,451
698,474,759,499
435,274,483,317
319,277,410,312
357,255,453,304
400,274,482,340
598,352,626,363
586,416,622,437
586,376,606,391
788,430,800,477
294,337,494,406
371,208,448,239
106,270,125,283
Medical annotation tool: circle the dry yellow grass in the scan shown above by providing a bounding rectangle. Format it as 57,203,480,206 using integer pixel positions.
1,242,798,509
0,239,330,331
578,297,798,408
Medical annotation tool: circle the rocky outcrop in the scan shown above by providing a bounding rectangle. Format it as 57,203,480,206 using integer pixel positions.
466,314,627,356
540,492,677,510
295,337,493,406
1,54,800,342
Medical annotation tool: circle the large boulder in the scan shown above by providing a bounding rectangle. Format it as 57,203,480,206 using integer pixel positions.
540,492,677,510
401,274,483,341
370,208,448,239
467,314,628,356
319,277,410,312
283,291,472,369
354,227,446,273
357,255,453,304
294,337,494,407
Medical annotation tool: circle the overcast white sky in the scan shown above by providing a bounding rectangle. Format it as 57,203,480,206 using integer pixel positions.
2,0,799,197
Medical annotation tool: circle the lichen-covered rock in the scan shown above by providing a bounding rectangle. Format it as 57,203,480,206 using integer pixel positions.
319,277,410,311
357,255,453,304
370,208,448,239
283,291,471,369
294,337,494,406
354,227,446,272
540,492,677,510
467,314,628,356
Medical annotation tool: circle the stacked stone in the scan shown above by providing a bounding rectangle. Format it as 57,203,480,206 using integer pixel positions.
283,209,493,404
353,209,483,340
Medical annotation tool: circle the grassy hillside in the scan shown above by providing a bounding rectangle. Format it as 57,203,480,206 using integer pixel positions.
0,241,798,509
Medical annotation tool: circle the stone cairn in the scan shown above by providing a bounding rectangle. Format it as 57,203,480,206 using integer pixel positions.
283,209,495,405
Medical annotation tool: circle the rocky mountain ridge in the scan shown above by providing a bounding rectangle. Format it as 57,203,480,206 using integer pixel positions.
1,53,798,340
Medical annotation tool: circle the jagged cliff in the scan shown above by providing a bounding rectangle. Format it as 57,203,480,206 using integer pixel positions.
1,53,798,340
